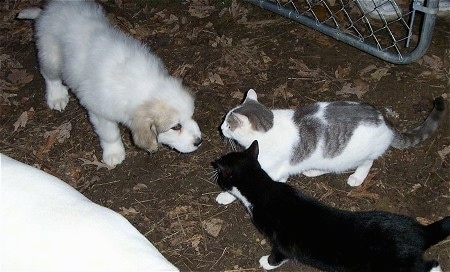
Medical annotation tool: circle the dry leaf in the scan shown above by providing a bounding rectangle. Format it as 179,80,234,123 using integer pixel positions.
44,122,72,144
208,72,224,85
229,0,241,18
385,107,399,119
335,65,350,79
261,52,272,64
211,35,232,48
173,64,193,78
243,19,284,28
273,83,293,99
13,111,28,132
188,3,215,18
79,155,114,170
7,69,34,85
289,58,322,78
347,190,380,200
370,67,390,81
359,65,390,82
336,80,369,99
420,55,443,71
202,218,223,237
437,145,450,161
164,14,178,24
416,217,433,225
119,207,139,217
169,205,193,218
133,183,148,191
13,107,34,132
190,234,202,252
359,64,377,75
231,91,243,99
38,132,58,156
0,91,18,105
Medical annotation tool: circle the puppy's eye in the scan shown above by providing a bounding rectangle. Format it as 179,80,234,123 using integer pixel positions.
171,123,182,131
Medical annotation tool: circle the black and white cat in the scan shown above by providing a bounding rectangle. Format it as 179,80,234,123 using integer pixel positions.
212,141,450,272
218,89,446,204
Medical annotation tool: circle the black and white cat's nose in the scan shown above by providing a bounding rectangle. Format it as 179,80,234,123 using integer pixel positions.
194,137,202,147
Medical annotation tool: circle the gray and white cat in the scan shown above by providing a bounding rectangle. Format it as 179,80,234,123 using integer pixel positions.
217,89,446,205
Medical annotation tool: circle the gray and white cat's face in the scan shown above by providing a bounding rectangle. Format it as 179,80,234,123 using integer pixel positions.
221,89,274,147
221,111,254,143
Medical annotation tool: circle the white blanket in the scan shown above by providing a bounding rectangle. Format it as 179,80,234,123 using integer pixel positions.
1,154,178,271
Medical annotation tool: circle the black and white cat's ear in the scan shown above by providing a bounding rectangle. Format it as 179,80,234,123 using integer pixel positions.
246,140,259,159
244,89,258,102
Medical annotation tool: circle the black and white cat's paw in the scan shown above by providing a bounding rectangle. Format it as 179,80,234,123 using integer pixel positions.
259,255,287,270
429,265,443,272
215,192,237,205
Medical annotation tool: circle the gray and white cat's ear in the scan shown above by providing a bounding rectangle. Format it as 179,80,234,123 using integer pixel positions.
246,140,259,159
231,112,249,126
244,89,258,102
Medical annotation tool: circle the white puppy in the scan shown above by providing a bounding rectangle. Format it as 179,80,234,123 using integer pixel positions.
18,0,202,167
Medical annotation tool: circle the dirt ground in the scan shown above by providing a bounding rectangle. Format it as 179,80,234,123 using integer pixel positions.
1,0,449,271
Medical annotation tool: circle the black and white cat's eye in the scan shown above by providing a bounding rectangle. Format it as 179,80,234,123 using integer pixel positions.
171,123,182,131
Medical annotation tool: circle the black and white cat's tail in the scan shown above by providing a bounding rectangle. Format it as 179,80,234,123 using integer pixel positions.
424,215,450,248
391,96,447,149
423,216,450,272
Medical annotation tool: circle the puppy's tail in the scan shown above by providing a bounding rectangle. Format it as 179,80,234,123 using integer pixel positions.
17,8,42,20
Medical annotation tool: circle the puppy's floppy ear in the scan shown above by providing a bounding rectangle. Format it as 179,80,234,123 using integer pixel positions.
129,100,177,153
130,118,159,153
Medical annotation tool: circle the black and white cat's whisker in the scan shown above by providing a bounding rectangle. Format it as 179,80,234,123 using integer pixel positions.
209,169,219,182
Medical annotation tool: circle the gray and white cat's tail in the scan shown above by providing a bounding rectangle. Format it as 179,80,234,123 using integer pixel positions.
391,96,447,149
17,7,42,20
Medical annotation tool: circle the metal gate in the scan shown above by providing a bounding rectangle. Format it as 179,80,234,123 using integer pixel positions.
247,0,440,64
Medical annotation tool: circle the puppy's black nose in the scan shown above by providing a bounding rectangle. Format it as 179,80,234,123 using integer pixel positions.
194,137,202,147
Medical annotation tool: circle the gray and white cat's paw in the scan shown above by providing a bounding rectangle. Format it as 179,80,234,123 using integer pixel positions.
347,160,373,186
302,169,328,177
259,255,286,270
347,175,364,187
215,192,236,205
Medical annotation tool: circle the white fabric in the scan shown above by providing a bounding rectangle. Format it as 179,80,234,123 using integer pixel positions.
1,154,178,271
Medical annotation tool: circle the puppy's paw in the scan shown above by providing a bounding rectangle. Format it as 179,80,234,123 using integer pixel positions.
103,152,125,167
45,82,69,111
347,175,364,187
47,96,69,111
259,255,285,270
102,143,126,167
215,192,236,205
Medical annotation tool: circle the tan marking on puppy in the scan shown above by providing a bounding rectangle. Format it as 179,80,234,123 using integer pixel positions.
129,100,177,153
